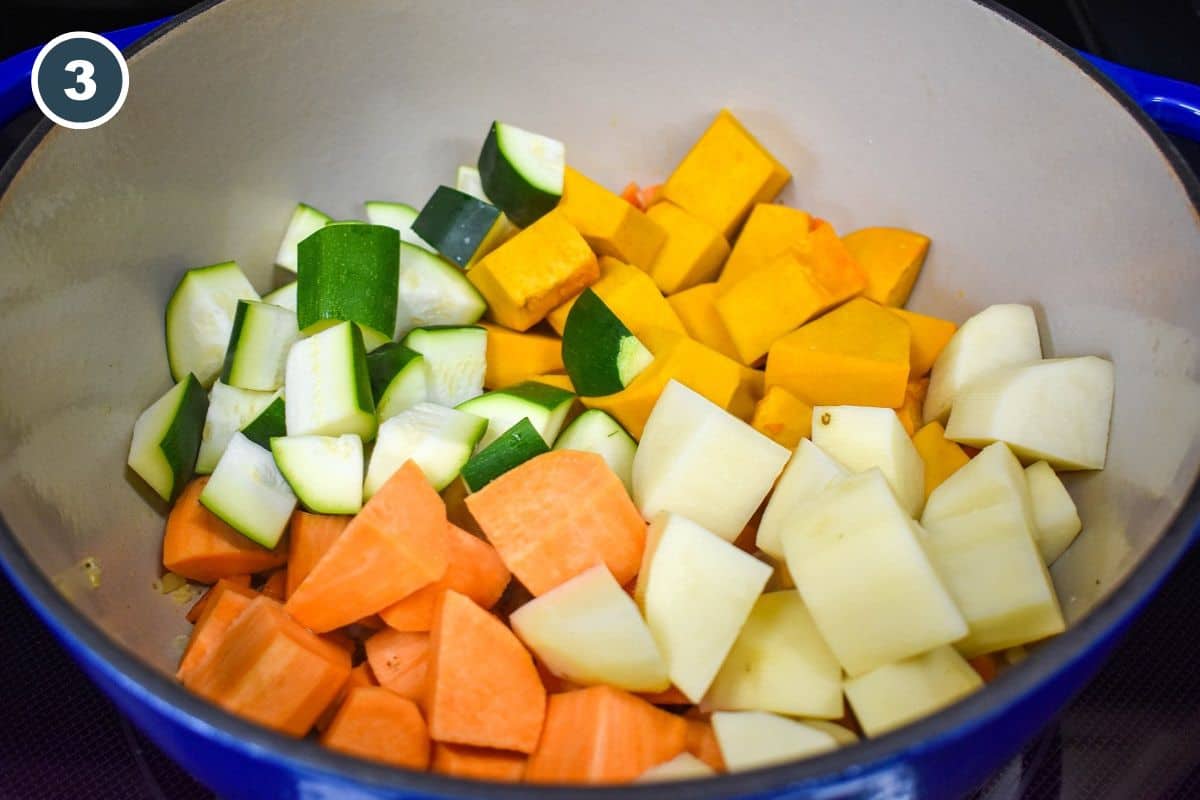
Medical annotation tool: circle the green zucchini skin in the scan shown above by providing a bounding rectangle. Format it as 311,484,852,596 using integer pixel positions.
460,417,550,492
296,222,400,342
561,288,653,396
477,122,564,227
240,396,286,448
161,374,209,499
411,186,507,270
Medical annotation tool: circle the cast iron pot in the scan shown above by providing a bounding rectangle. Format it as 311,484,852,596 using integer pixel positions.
1,1,1199,798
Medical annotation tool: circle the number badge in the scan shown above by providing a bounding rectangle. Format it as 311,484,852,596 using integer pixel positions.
31,32,130,130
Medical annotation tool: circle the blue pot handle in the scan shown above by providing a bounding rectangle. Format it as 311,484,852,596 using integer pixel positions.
1081,53,1200,141
0,18,170,129
0,20,1197,142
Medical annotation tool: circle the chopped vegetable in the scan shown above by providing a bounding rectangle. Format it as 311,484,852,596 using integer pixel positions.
466,450,647,596
186,573,251,623
456,380,575,451
199,432,297,548
366,342,428,422
274,203,332,272
757,439,848,559
238,393,286,448
412,186,511,269
163,479,286,583
749,385,813,450
895,377,928,437
432,744,527,782
643,202,729,295
666,282,740,360
460,418,551,493
425,590,546,753
261,281,298,311
552,409,636,493
285,512,348,599
842,226,931,307
176,578,257,683
479,323,563,390
321,687,431,769
364,403,486,496
1025,460,1082,563
220,300,299,392
561,289,654,396
284,320,377,441
558,167,667,269
477,121,565,227
402,325,487,408
285,460,448,633
166,261,259,386
547,255,685,339
684,718,726,772
315,661,378,733
844,646,982,738
270,434,364,515
364,628,430,705
296,222,400,349
195,381,276,475
912,421,971,500
718,203,812,287
394,243,488,337
812,404,926,516
890,307,956,377
711,711,839,772
128,374,207,501
363,200,436,252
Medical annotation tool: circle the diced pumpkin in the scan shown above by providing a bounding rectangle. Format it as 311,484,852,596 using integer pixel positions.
895,378,929,437
912,421,972,500
285,512,349,600
321,687,431,770
185,573,251,624
425,590,546,753
765,297,911,408
182,596,351,737
163,478,287,583
547,256,685,339
750,386,813,449
466,450,646,596
432,743,527,782
379,523,511,632
581,329,742,438
364,628,429,705
468,211,600,331
661,109,791,239
685,718,727,772
315,661,378,732
177,578,257,683
891,308,957,378
843,227,930,307
715,224,867,365
718,203,812,287
480,323,564,390
728,366,765,422
285,461,448,633
644,202,731,295
558,167,668,269
666,282,740,360
525,685,689,784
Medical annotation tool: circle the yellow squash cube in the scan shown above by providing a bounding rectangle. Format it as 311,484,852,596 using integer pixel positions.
558,167,668,269
662,109,791,239
467,211,599,331
728,366,766,421
719,204,812,287
666,282,740,360
765,298,911,408
480,323,563,390
912,421,971,499
842,227,931,307
751,386,814,449
894,378,929,437
891,308,957,378
644,202,730,295
546,256,685,339
582,329,741,438
715,225,867,365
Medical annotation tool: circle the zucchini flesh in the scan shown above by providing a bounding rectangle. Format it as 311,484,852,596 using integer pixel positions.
561,288,654,396
284,321,377,441
165,261,259,387
196,381,278,474
364,402,487,496
456,380,575,451
220,300,300,391
477,121,565,227
127,374,208,501
394,243,487,337
402,325,488,407
364,201,436,252
411,186,510,270
456,165,490,202
460,417,550,492
199,432,296,548
275,203,332,272
553,408,637,492
297,222,400,346
367,342,428,421
262,281,298,311
271,434,363,514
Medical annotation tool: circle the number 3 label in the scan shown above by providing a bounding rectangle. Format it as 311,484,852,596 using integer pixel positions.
31,31,130,130
63,59,97,101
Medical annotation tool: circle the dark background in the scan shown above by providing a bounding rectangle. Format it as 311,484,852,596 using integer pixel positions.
2,2,1199,798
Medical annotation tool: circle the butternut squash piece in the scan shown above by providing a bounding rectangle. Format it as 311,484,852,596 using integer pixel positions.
468,211,599,331
728,366,765,422
719,204,812,287
843,227,930,307
912,421,971,499
559,167,667,269
895,378,929,437
480,323,563,389
765,298,910,408
891,308,957,378
661,109,791,239
644,202,730,295
750,386,813,449
666,282,739,360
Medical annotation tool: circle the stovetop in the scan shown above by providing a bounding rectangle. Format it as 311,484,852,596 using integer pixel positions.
2,2,1199,798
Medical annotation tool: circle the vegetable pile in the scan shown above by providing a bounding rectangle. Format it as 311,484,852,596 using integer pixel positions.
127,110,1115,784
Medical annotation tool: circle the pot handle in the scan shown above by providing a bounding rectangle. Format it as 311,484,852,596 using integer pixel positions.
1081,53,1200,142
0,18,169,129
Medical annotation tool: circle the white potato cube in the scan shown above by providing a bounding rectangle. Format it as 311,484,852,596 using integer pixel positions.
704,591,842,719
756,439,848,559
509,564,669,692
921,442,1065,657
945,356,1114,470
811,405,926,516
1025,460,1082,564
782,469,967,676
635,753,716,782
637,513,772,702
923,304,1042,424
844,646,983,737
633,380,790,541
712,711,840,772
